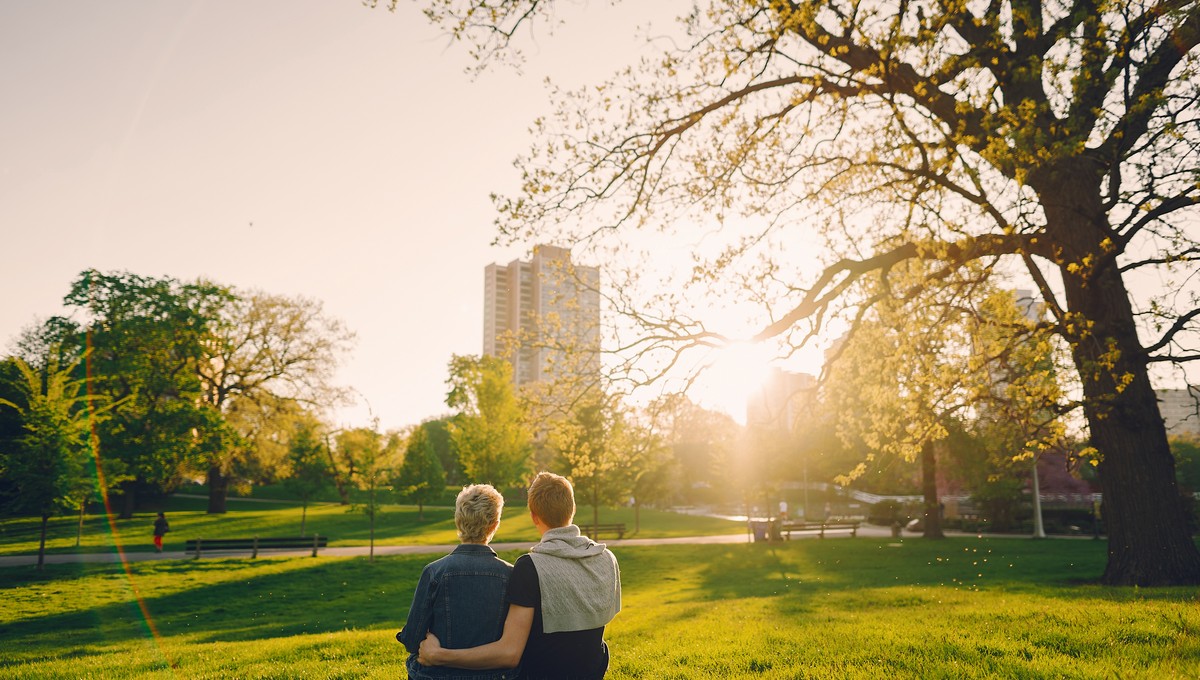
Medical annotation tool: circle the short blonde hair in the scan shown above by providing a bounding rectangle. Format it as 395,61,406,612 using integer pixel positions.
456,484,504,544
527,471,575,528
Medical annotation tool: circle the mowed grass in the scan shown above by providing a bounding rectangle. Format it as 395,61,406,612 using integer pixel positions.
0,499,744,556
1,537,1197,678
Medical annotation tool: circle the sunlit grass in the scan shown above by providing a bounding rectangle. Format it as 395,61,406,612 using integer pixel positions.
0,500,745,556
2,538,1197,678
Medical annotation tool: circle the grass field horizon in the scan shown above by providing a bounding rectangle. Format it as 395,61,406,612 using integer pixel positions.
1,502,1197,678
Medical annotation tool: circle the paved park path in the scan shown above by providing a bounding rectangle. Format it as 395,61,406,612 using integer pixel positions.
0,524,908,567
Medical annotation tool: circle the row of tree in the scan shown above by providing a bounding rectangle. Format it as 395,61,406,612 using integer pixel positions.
3,269,1196,579
0,270,354,564
1,278,1185,568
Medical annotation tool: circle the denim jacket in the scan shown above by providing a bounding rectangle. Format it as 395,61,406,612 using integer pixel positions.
399,543,516,680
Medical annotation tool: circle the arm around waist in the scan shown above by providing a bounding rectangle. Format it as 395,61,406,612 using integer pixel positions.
419,604,534,670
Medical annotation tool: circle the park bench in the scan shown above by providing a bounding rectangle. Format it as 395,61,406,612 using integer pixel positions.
580,523,627,540
184,535,328,559
779,521,860,539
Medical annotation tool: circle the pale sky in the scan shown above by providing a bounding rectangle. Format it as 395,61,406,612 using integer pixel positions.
10,2,1181,436
0,1,692,432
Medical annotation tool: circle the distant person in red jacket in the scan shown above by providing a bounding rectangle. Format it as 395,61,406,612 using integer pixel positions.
153,512,169,552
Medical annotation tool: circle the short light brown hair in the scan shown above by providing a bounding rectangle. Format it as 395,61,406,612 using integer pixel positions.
456,484,504,543
527,471,575,528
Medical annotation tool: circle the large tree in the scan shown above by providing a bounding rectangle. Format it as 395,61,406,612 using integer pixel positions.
63,270,228,518
196,290,353,513
407,0,1200,585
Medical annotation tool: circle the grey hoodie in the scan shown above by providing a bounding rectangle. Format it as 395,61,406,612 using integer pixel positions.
527,525,622,634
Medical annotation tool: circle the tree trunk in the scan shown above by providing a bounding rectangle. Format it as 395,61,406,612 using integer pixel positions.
37,513,48,571
921,440,945,539
325,435,351,505
300,502,308,537
118,481,136,520
1031,460,1046,539
369,487,376,563
76,500,86,548
206,465,229,514
1083,353,1196,585
1036,162,1200,585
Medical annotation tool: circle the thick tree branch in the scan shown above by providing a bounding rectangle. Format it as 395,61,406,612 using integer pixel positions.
1143,307,1200,354
757,233,1039,341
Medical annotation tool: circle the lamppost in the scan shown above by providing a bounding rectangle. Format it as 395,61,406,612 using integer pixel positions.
1030,454,1046,539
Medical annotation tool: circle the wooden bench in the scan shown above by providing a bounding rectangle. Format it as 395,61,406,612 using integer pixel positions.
779,522,860,539
184,535,328,559
579,523,627,540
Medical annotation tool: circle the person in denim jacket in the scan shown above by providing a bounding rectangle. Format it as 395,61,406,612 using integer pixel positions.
399,484,516,680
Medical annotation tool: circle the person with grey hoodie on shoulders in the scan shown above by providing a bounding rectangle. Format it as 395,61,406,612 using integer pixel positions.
419,471,621,680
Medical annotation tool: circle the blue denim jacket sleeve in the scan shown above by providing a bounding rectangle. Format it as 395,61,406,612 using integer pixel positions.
399,565,436,654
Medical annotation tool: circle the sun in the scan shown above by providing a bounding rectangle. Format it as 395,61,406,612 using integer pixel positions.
692,341,776,424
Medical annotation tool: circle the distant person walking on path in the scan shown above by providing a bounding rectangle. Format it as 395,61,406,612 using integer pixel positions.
152,512,169,552
398,484,514,680
420,471,622,680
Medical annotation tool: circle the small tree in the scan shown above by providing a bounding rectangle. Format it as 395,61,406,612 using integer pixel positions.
547,389,632,529
623,406,675,534
0,354,113,569
966,291,1071,538
394,425,447,520
446,354,533,489
338,426,400,562
282,417,333,537
421,416,462,485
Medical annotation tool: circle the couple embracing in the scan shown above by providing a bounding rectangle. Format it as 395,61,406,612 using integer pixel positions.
398,471,622,680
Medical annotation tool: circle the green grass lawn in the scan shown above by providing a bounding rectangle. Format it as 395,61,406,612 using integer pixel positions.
0,500,745,556
1,537,1196,678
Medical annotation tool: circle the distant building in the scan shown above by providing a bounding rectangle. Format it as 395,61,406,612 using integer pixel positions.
483,244,600,387
747,368,817,431
1158,386,1200,437
1014,288,1041,322
823,334,847,370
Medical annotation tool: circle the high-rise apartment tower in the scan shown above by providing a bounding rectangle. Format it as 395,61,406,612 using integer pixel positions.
1158,386,1200,437
483,245,600,386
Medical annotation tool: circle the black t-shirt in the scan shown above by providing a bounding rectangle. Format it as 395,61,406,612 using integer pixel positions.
506,554,608,680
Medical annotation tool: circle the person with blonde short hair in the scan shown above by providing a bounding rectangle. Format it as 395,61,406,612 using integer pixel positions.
420,472,622,680
398,484,515,680
457,483,505,543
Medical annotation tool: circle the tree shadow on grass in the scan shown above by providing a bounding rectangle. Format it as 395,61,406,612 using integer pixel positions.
0,553,432,666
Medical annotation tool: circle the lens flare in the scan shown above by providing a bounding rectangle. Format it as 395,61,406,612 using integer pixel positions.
87,299,176,672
